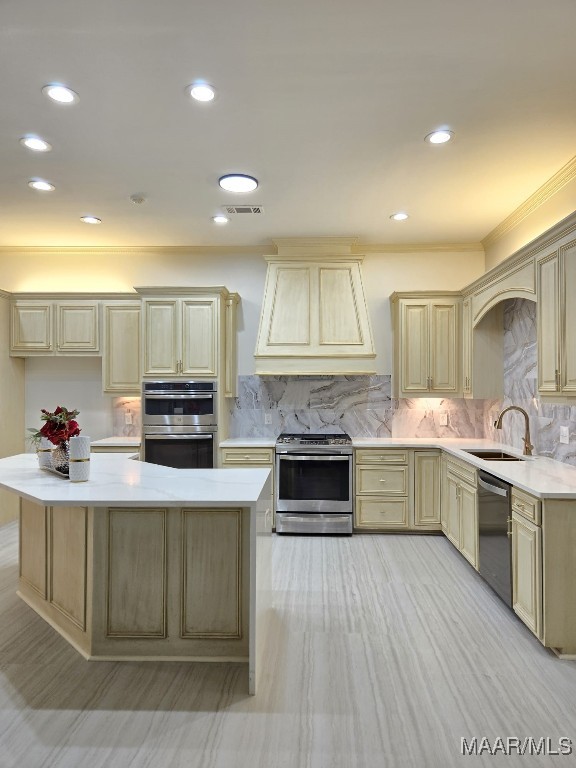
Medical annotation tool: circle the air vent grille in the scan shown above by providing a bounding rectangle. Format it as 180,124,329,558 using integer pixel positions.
223,205,264,214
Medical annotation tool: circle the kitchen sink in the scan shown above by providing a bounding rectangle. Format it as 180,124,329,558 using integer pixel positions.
463,449,524,461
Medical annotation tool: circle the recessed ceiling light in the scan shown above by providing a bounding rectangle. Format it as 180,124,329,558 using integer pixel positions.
20,136,52,152
42,84,79,104
219,174,258,193
80,216,101,224
212,215,229,225
28,179,55,192
189,83,216,102
425,130,453,144
390,212,409,221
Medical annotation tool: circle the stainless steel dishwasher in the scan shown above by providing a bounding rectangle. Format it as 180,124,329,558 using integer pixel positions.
478,470,513,606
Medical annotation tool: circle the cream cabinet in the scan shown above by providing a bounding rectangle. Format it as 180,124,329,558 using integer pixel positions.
391,293,461,398
220,447,275,525
142,296,219,377
461,296,503,399
442,455,478,568
354,449,410,530
537,239,576,397
102,302,141,394
11,300,99,355
512,508,542,639
413,450,441,529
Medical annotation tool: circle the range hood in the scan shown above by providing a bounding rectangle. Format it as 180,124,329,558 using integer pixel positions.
254,238,376,375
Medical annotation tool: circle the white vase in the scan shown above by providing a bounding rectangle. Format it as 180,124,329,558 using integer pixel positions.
37,437,53,469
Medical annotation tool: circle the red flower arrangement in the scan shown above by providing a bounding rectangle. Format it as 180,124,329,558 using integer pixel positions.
29,406,81,446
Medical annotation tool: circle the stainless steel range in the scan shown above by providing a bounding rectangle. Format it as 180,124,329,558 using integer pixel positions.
275,433,353,535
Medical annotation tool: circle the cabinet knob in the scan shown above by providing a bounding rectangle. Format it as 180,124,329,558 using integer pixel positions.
379,478,387,483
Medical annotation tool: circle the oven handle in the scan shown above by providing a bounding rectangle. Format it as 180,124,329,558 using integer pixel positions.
144,393,213,399
277,454,349,461
144,434,213,441
280,515,352,522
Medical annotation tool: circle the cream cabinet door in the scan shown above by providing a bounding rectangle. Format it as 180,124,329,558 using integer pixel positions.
512,511,542,638
181,298,218,377
10,302,53,353
445,473,460,548
537,248,560,394
459,482,478,569
413,450,441,529
102,303,141,393
561,242,576,395
462,297,472,396
56,302,99,352
399,301,429,393
429,300,458,393
143,300,179,375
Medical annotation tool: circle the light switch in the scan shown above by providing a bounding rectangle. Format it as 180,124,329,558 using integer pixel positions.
439,412,448,426
125,411,133,425
264,413,272,425
560,425,569,444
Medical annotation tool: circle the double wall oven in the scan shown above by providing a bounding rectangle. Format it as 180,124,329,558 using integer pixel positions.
142,381,217,469
275,433,353,535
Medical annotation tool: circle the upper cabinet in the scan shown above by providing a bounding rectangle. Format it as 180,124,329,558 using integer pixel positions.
11,299,99,356
537,239,576,397
254,247,376,375
391,293,461,398
137,287,238,390
102,301,141,394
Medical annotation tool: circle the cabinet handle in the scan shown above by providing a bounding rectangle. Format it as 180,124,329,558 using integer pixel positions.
507,517,512,538
555,369,561,390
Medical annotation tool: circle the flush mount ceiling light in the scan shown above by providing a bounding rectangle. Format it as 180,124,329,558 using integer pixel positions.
212,215,229,224
390,212,409,221
28,179,55,191
80,215,101,224
189,82,216,102
20,135,52,152
425,129,453,144
42,84,79,104
219,174,258,193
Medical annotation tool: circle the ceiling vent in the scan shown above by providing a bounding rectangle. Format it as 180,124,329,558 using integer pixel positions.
223,205,264,215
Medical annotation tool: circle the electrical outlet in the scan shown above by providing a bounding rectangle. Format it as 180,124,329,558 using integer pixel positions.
264,413,272,425
439,412,448,427
125,411,132,425
560,425,569,444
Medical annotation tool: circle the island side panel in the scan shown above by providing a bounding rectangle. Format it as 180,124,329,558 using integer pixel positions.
250,474,273,695
18,499,93,658
90,506,250,661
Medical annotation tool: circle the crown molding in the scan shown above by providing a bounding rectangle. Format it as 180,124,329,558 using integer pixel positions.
357,242,484,254
482,154,576,249
0,245,268,256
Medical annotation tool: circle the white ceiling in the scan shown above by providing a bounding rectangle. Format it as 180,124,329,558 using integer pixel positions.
2,0,576,248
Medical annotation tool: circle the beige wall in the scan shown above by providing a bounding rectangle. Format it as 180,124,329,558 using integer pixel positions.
484,179,576,270
0,245,486,376
0,292,25,524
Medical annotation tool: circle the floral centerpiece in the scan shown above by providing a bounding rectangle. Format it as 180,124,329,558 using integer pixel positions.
29,406,81,473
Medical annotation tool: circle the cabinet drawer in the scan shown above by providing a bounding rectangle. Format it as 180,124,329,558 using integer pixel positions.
355,498,409,529
220,448,274,465
356,466,408,495
355,449,408,465
445,456,477,487
512,488,541,525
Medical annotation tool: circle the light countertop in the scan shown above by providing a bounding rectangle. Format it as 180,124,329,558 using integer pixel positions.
0,453,271,508
90,436,141,447
220,438,276,448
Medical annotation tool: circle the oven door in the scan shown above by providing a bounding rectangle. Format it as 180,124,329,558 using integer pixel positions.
276,453,352,513
142,393,216,427
143,430,216,469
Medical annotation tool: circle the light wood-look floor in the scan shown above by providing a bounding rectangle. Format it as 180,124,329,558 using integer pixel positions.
2,522,576,767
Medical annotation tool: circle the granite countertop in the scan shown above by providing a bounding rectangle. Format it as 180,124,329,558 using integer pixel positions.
0,453,270,508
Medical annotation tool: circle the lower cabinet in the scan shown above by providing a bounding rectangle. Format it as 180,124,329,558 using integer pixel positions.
511,509,542,639
354,448,441,531
220,447,275,526
442,455,478,568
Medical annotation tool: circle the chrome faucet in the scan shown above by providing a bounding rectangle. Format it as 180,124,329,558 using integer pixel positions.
493,406,534,456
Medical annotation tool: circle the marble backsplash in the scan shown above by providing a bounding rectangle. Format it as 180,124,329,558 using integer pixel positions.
112,397,142,437
228,375,485,440
483,298,576,465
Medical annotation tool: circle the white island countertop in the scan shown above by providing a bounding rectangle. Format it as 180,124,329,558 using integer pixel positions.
90,436,141,448
0,453,271,508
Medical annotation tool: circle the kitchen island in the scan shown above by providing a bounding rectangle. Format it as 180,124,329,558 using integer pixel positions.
0,453,272,694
